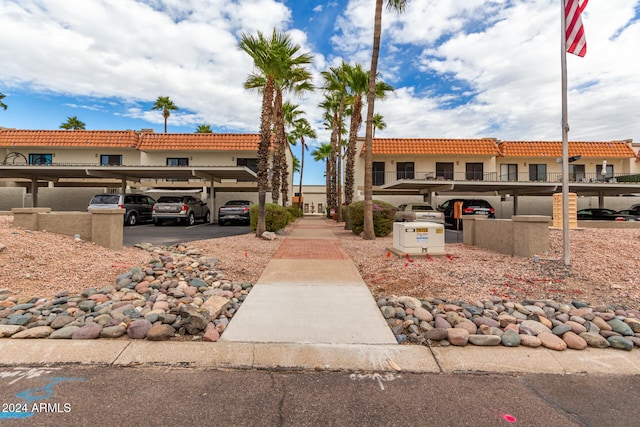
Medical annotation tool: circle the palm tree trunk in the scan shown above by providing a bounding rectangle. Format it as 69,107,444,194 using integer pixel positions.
271,90,284,204
257,78,275,236
298,138,305,214
344,96,362,230
363,0,383,240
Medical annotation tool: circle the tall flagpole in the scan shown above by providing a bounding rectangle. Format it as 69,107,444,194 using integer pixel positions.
560,0,571,266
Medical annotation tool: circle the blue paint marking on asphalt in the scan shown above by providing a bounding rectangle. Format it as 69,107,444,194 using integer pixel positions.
0,412,33,419
1,376,86,420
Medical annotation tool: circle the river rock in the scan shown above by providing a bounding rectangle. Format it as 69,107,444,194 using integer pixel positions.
447,328,469,346
425,328,449,341
552,324,572,336
519,334,542,348
579,332,609,348
49,326,80,339
501,330,521,347
564,320,587,335
562,331,587,350
538,332,567,351
144,324,174,341
607,319,634,336
469,334,501,346
398,296,422,310
521,320,552,335
607,336,634,351
50,315,76,329
101,325,126,338
203,323,220,342
72,323,102,339
0,325,24,337
625,318,640,333
413,307,433,322
127,319,152,339
11,326,53,339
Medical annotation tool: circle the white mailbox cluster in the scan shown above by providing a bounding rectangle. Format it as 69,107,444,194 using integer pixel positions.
392,222,445,255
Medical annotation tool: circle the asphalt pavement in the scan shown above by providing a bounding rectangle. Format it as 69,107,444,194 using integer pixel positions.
123,222,250,246
1,366,638,426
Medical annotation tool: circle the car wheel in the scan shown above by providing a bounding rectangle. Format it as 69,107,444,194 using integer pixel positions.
204,211,211,224
154,219,163,226
219,220,225,226
126,212,138,226
188,212,196,226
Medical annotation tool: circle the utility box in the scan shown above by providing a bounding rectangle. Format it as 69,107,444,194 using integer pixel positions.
392,222,445,255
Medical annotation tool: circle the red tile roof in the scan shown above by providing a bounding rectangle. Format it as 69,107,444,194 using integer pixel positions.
498,141,635,158
0,130,139,148
0,129,264,151
365,138,501,155
137,133,261,151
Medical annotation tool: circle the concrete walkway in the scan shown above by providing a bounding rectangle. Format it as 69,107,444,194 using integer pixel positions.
221,216,397,345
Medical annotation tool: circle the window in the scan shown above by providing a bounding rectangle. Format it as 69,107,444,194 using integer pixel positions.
372,162,385,186
100,155,122,166
166,157,189,166
529,164,547,181
436,162,454,180
465,163,484,180
396,162,414,180
29,154,52,165
569,164,585,182
237,158,258,173
500,164,518,182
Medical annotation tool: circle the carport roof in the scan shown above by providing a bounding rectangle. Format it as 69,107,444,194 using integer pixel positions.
380,178,640,197
0,165,256,183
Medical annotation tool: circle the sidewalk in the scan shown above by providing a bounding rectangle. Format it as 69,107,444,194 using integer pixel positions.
1,216,639,374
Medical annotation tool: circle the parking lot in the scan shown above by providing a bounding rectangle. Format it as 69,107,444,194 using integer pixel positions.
123,222,251,246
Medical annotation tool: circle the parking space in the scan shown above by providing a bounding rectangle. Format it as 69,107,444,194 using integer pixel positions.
123,222,251,246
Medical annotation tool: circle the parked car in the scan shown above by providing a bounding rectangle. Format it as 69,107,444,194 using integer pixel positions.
218,200,253,226
152,195,211,226
87,193,155,226
437,198,495,228
577,208,638,221
394,203,445,223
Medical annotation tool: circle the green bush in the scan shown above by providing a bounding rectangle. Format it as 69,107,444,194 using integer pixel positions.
287,205,303,219
250,203,289,232
349,200,396,237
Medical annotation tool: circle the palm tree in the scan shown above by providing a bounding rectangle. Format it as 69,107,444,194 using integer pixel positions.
372,113,386,138
151,96,179,133
240,29,313,235
321,63,350,222
195,124,213,133
0,93,7,111
343,65,394,230
311,142,333,216
59,116,86,130
289,117,316,213
363,0,407,240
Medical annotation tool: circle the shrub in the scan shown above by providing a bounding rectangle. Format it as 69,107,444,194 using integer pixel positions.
250,203,289,232
349,200,396,237
287,205,303,219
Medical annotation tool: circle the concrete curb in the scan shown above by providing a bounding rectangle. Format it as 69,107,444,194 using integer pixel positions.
1,340,639,375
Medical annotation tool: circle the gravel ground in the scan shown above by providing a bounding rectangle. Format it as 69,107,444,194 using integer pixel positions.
2,215,639,309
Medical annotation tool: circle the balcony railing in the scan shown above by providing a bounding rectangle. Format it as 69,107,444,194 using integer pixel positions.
373,171,640,186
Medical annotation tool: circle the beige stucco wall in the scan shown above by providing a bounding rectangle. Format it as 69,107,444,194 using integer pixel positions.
4,148,140,165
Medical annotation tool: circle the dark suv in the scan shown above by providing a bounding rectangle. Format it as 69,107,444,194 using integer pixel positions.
87,193,156,226
437,199,495,228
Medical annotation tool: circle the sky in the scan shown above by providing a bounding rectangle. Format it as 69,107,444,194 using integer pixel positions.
1,0,639,185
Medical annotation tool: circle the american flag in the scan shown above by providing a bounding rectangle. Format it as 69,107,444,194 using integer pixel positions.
565,0,588,57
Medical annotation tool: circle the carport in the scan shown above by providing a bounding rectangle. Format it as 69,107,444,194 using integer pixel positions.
380,178,640,215
0,165,257,219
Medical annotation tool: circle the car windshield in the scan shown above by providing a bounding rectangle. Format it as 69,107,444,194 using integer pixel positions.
157,196,184,203
412,206,434,211
226,201,250,206
91,195,119,204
